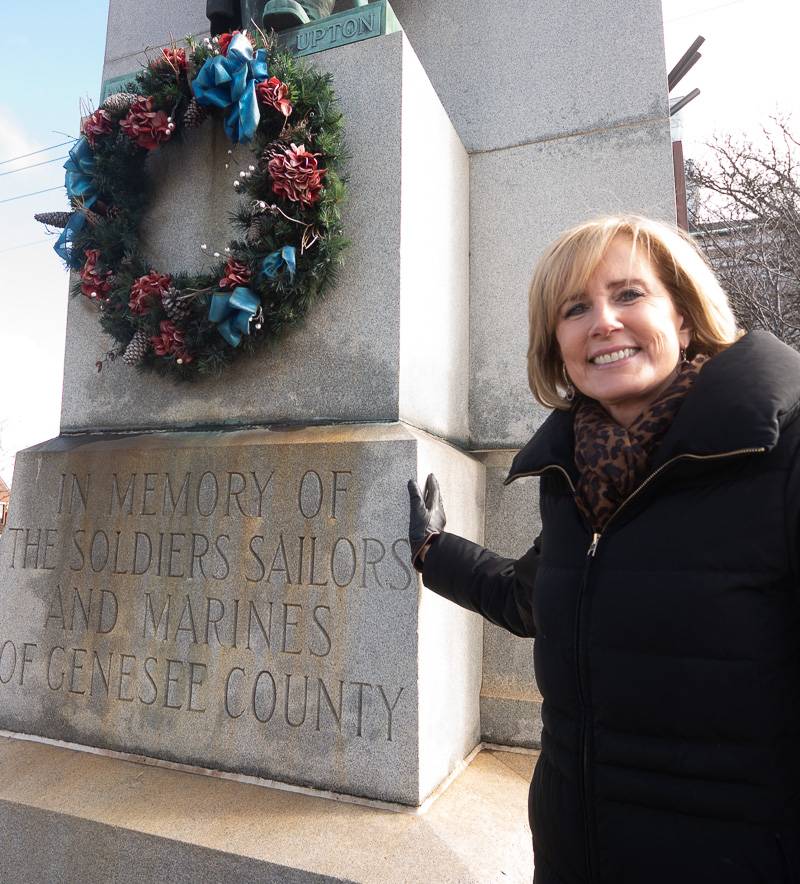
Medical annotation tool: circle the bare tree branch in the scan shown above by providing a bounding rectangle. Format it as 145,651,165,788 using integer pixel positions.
687,116,800,350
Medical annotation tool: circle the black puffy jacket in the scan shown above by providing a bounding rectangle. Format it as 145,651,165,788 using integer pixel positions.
422,332,800,883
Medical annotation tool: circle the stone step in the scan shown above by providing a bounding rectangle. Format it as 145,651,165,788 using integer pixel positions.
0,736,536,883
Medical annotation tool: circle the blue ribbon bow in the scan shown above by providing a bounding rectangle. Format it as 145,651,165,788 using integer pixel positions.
191,34,268,144
54,137,98,268
208,286,261,346
64,137,97,206
261,245,296,280
54,212,88,269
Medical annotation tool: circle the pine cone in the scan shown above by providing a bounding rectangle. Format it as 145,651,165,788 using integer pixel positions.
182,97,209,129
282,123,311,145
162,287,190,321
122,330,150,365
34,211,72,229
246,219,263,246
101,92,141,114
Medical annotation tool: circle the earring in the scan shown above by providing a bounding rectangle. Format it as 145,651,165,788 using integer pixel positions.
679,347,688,364
562,364,575,402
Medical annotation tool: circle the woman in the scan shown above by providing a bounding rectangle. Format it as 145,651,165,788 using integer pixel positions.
408,215,800,883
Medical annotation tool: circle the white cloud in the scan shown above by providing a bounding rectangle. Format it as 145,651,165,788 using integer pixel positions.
0,108,68,480
0,106,41,170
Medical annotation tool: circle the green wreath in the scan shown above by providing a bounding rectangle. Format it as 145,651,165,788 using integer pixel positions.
36,30,347,380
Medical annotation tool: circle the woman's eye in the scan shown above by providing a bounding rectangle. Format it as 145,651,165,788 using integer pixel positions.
618,288,644,302
564,302,587,318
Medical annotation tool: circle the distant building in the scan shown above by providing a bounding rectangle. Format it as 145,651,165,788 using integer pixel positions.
0,478,8,534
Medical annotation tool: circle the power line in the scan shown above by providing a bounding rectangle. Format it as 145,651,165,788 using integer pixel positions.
0,140,75,168
0,238,53,255
665,0,748,23
0,186,63,206
0,156,67,178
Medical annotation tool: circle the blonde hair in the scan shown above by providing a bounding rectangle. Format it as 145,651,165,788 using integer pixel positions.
527,214,740,410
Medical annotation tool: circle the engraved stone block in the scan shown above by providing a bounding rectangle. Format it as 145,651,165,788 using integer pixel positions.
0,424,483,805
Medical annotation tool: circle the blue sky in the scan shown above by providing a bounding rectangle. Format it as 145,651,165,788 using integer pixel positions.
2,3,109,134
0,0,798,483
0,2,109,480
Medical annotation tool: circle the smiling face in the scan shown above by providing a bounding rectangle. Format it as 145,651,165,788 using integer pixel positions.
555,235,692,427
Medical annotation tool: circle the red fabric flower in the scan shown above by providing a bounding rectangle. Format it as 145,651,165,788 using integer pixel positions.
151,320,192,363
153,47,187,73
120,97,174,150
79,249,113,300
81,109,113,148
129,271,172,315
218,258,252,290
255,77,293,118
217,30,256,55
267,143,326,208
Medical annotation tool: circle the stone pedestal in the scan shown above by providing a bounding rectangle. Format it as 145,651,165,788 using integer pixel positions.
0,424,483,806
92,0,679,758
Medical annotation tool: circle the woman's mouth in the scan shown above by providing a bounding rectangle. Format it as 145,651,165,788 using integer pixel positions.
588,347,640,366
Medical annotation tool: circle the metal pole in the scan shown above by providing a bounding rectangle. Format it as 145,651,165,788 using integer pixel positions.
668,36,705,91
669,89,701,116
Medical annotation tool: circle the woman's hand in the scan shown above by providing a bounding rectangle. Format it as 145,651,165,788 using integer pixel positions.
407,473,447,569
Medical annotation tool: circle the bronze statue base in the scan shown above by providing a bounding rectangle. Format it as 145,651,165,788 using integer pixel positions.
262,0,337,30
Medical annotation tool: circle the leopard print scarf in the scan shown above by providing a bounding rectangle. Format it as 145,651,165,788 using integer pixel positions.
573,355,707,533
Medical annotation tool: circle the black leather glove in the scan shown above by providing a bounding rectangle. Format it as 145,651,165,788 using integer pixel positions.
407,473,447,570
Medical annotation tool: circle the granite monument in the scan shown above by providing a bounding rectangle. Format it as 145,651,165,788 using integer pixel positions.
0,0,676,878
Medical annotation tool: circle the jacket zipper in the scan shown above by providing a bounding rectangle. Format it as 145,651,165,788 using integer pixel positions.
585,446,767,555
575,530,601,882
511,446,766,884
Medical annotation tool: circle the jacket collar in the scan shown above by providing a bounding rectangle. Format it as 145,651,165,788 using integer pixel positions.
505,407,577,485
506,331,800,484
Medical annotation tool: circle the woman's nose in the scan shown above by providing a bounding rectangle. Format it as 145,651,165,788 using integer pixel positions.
591,301,624,336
